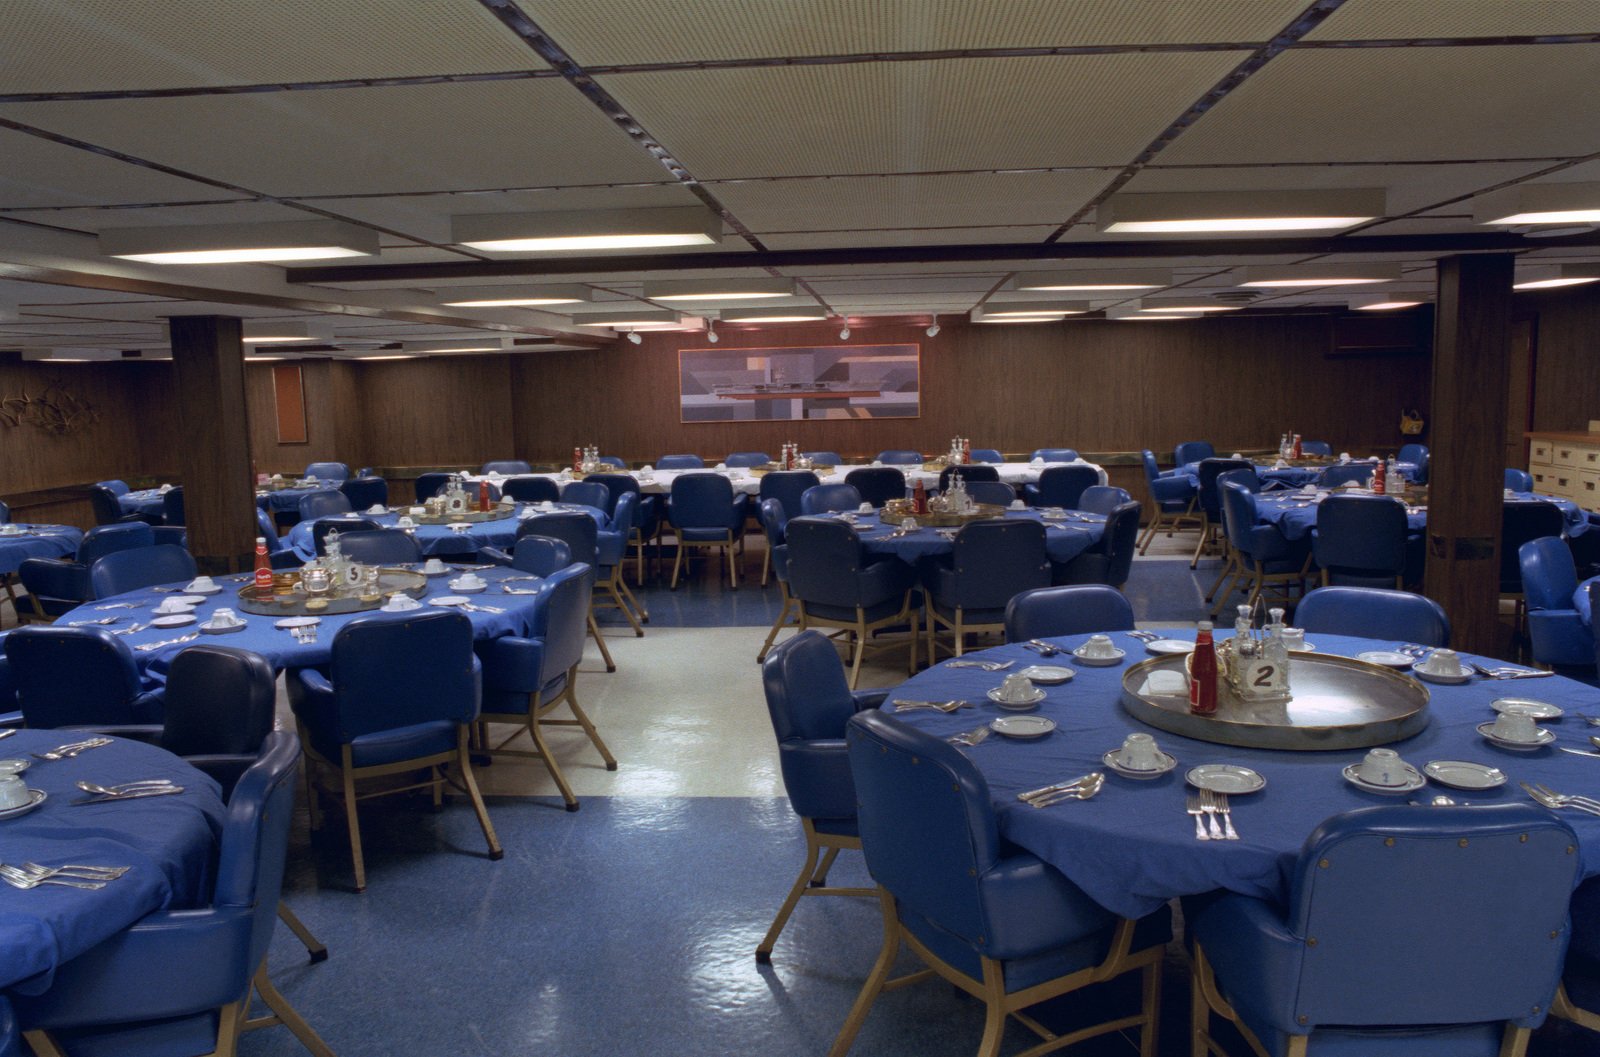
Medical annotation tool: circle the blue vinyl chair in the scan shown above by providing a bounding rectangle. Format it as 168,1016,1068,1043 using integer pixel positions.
1519,537,1595,668
874,450,922,465
757,499,801,661
88,545,198,599
1139,448,1200,554
835,709,1169,1057
559,480,611,513
968,448,1004,464
755,631,885,963
1076,484,1132,515
501,476,560,504
1029,447,1079,463
785,516,919,687
297,490,352,523
288,609,500,891
1174,440,1215,466
336,528,422,565
94,479,130,497
967,481,1018,507
12,731,336,1057
1294,586,1451,648
1505,467,1535,492
413,472,452,502
725,452,773,468
303,461,349,482
1024,464,1098,509
161,485,185,527
476,564,610,812
666,474,746,590
482,534,573,575
581,473,636,517
255,507,303,570
1211,482,1312,616
845,466,906,508
311,516,379,557
1502,501,1567,597
1311,494,1409,589
519,510,638,672
758,472,821,566
1398,442,1428,466
1004,584,1135,641
800,483,862,515
18,523,156,622
1319,463,1375,489
657,454,705,469
1052,499,1142,588
803,451,844,466
90,484,160,527
1215,466,1260,494
926,521,1049,663
1555,878,1600,1032
1190,457,1253,567
481,460,532,475
4,625,164,727
937,464,1000,492
1298,440,1332,456
1190,804,1578,1057
587,473,655,581
339,475,388,510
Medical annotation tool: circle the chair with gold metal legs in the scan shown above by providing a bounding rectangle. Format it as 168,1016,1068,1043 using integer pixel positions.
1209,482,1312,618
1189,458,1253,568
476,563,614,812
1138,449,1201,554
1190,804,1578,1057
756,499,800,663
785,517,919,688
1554,877,1600,1034
667,472,747,589
925,520,1049,664
289,610,501,891
833,710,1169,1057
756,631,883,964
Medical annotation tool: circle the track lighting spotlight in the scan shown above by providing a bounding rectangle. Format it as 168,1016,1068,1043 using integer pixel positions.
626,331,642,344
706,320,719,343
925,315,940,338
839,324,851,340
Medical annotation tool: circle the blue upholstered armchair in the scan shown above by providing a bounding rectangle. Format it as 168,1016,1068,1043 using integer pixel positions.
255,507,303,570
1076,485,1131,515
1211,482,1311,616
17,522,156,622
1191,457,1253,567
785,517,918,687
4,625,164,727
1139,448,1200,554
1519,537,1595,667
339,475,388,510
1190,804,1578,1057
1318,463,1374,489
757,499,800,662
657,453,705,469
834,709,1169,1056
413,472,453,502
666,473,746,589
297,489,353,523
501,476,560,504
968,447,1003,463
1029,447,1079,462
476,564,610,812
926,520,1049,663
559,480,610,512
1004,584,1135,642
725,451,772,467
288,610,501,891
1051,499,1142,588
336,528,422,565
936,464,1000,493
755,631,885,964
1556,877,1600,1033
1311,494,1408,588
88,545,198,599
800,483,862,515
844,466,906,508
481,459,532,475
303,461,350,482
1294,586,1451,647
481,534,572,575
90,484,161,527
803,451,844,466
1023,464,1098,508
1174,440,1215,466
311,516,379,556
1298,440,1332,456
874,449,922,465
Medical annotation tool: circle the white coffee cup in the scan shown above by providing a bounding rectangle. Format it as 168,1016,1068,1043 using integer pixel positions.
1082,634,1117,658
209,608,241,627
1280,627,1306,650
455,574,484,588
422,558,448,574
397,516,416,529
716,463,728,471
1489,709,1540,743
1421,648,1462,677
384,593,420,612
1009,499,1025,510
899,517,918,531
155,598,193,615
642,465,654,473
0,759,27,777
409,506,426,516
872,460,884,467
1358,748,1408,786
186,576,215,592
0,774,30,810
1118,733,1163,771
1339,452,1351,463
367,504,386,515
858,502,874,514
999,673,1035,702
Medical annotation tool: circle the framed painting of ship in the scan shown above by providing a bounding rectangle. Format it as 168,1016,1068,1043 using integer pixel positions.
678,344,920,423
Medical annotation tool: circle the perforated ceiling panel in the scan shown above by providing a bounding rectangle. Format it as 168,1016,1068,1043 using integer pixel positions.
1161,46,1600,164
529,0,1310,65
2,199,312,235
1307,0,1600,40
0,127,230,208
317,184,699,245
0,80,670,198
597,52,1245,178
0,0,546,94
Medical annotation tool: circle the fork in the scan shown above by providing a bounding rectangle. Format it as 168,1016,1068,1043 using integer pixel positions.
31,737,111,760
460,602,505,614
1209,790,1240,840
1186,794,1211,841
21,861,130,879
943,659,1013,671
1529,782,1600,815
947,727,991,747
1577,713,1600,727
1126,631,1161,643
109,623,148,636
892,699,968,713
1198,790,1226,840
1025,639,1062,657
94,602,139,610
68,616,121,626
136,633,199,652
0,865,106,890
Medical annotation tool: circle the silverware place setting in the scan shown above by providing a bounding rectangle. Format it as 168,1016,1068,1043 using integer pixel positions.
0,864,107,890
31,737,112,761
891,699,972,713
947,726,992,747
108,623,148,636
1522,781,1600,817
457,601,504,614
1024,639,1062,657
1200,789,1239,840
0,729,17,741
14,861,130,881
289,625,318,644
1126,631,1161,643
943,659,1013,671
93,602,140,610
68,616,121,626
499,575,541,583
72,779,184,805
1468,662,1554,680
136,633,200,652
501,585,540,594
1018,772,1104,808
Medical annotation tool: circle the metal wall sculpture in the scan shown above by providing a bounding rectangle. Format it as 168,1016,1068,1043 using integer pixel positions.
0,381,100,435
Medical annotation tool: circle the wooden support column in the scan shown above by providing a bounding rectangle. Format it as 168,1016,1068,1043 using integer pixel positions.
1423,254,1514,654
169,315,254,573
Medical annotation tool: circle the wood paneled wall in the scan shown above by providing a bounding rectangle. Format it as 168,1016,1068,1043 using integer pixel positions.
356,355,515,469
1525,284,1600,432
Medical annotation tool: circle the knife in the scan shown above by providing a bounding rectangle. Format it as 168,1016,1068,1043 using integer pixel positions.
1556,747,1600,759
71,787,185,805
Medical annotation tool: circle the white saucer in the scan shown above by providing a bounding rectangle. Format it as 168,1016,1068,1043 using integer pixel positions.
989,715,1056,740
1357,650,1415,668
419,566,452,577
1073,646,1125,667
151,614,196,628
1423,760,1507,790
1342,762,1426,794
1412,663,1471,684
275,616,320,629
1145,639,1195,655
1102,749,1176,780
1186,764,1265,794
169,595,207,606
1491,698,1563,720
448,580,488,594
199,620,247,635
184,584,223,595
987,686,1046,710
151,604,195,617
1020,665,1074,685
0,759,30,776
1475,722,1555,750
0,789,47,821
430,596,470,607
382,601,423,613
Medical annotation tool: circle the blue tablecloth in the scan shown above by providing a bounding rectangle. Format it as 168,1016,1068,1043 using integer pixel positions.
1180,459,1421,487
0,731,224,1048
886,631,1600,920
116,489,169,519
284,503,607,561
1255,489,1586,542
0,527,83,577
53,565,552,674
255,483,341,515
850,508,1104,566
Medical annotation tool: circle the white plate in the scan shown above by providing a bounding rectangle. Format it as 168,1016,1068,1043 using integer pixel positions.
1357,650,1415,668
168,595,206,606
448,580,488,594
199,620,247,635
1412,663,1471,685
1491,698,1563,720
1475,722,1555,750
1021,665,1074,685
1186,764,1265,794
1342,762,1426,794
184,585,223,595
1102,749,1177,780
987,686,1046,710
382,602,423,613
0,759,29,776
151,614,195,628
275,616,321,629
1287,642,1317,653
0,789,47,821
1072,646,1125,667
1423,760,1508,790
1145,639,1195,655
430,596,470,607
151,604,195,616
988,715,1057,739
419,566,452,577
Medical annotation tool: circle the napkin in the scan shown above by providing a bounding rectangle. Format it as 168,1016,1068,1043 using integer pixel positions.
1141,671,1188,697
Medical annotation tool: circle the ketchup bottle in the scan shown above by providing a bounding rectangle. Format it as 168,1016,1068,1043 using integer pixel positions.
1189,621,1218,716
1372,458,1387,495
478,480,491,511
572,447,583,473
253,537,273,593
912,479,928,515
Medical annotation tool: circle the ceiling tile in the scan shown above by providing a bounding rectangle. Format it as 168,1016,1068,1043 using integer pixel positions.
0,127,236,208
1306,0,1600,40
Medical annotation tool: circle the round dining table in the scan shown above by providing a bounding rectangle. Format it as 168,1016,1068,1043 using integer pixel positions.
884,630,1600,920
1253,488,1587,542
0,526,83,577
254,481,342,515
839,507,1105,566
283,502,607,561
115,489,170,519
0,731,225,1052
1179,457,1421,487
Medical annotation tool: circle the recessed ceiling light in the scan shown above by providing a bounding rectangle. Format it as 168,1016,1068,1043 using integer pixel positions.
571,309,684,327
969,309,1067,323
356,354,421,361
399,338,510,354
978,300,1091,317
1474,182,1600,226
1010,268,1170,292
100,220,379,264
720,307,828,323
452,207,722,253
438,284,594,307
644,278,796,301
1239,263,1403,288
1351,293,1428,310
1136,299,1240,313
1098,190,1384,234
1512,263,1600,290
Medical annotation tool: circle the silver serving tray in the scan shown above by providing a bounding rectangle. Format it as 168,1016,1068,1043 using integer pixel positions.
1120,652,1430,751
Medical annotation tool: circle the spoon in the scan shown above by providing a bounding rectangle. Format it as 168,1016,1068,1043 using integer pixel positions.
75,780,178,797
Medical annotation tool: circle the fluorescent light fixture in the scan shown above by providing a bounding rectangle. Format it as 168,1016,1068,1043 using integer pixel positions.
1011,268,1170,292
399,338,510,354
1098,190,1384,234
1239,263,1403,288
452,207,722,253
720,307,828,323
241,320,332,343
438,284,593,307
1351,292,1427,310
100,220,379,264
1136,298,1240,313
1106,306,1199,320
979,300,1091,317
1512,263,1600,290
969,308,1068,323
1474,183,1600,226
644,278,796,301
571,310,684,327
357,354,421,361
